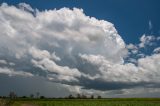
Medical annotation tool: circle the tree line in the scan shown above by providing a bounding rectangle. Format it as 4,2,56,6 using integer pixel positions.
0,91,102,99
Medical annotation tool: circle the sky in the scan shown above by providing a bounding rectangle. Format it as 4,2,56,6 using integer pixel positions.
0,0,160,98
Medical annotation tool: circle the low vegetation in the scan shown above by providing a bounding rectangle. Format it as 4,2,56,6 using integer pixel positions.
1,92,160,106
1,98,160,106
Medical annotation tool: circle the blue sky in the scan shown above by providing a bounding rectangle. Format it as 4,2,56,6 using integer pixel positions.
1,0,160,44
0,0,160,97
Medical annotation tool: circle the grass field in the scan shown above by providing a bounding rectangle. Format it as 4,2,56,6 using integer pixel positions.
1,98,160,106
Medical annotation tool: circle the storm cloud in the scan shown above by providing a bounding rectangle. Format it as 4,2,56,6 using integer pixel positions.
0,3,160,97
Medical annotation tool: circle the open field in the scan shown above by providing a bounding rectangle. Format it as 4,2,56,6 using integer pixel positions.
1,98,160,106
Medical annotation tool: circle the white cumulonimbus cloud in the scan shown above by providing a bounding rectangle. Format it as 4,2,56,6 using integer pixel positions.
0,3,160,94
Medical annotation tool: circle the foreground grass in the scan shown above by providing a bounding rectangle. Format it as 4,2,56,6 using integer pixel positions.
1,98,160,106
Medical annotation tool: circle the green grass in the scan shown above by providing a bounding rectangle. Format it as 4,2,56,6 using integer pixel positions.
32,99,160,106
1,98,160,106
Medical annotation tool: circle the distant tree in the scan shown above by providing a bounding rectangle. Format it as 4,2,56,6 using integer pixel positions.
9,91,17,99
68,94,74,99
30,94,34,98
2,96,6,98
81,94,87,99
40,96,45,99
97,95,102,99
77,94,81,99
90,95,94,99
22,96,27,98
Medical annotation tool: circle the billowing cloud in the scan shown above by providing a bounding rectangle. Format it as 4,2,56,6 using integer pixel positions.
0,59,7,65
153,47,160,53
0,67,33,77
0,2,126,80
0,3,160,97
79,53,160,83
139,34,156,48
30,47,81,82
18,3,34,13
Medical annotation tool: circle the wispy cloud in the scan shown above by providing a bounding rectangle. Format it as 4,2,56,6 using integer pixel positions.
149,20,153,30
